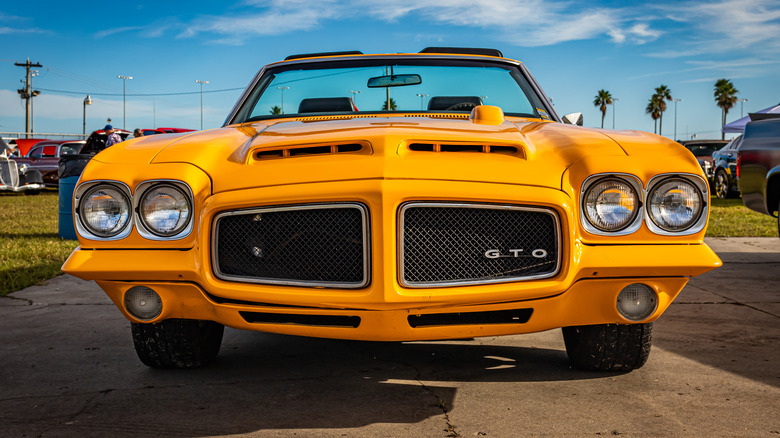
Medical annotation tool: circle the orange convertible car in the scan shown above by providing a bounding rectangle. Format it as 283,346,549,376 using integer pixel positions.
63,48,721,370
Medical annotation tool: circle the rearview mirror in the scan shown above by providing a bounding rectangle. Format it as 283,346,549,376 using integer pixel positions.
367,74,422,88
562,113,583,126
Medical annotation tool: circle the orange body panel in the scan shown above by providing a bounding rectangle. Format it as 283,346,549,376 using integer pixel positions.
61,52,721,341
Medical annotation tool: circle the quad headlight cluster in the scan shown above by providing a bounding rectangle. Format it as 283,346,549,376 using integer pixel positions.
581,173,707,236
75,180,193,240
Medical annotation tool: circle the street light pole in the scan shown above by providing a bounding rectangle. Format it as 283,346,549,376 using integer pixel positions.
612,98,619,129
83,94,92,136
416,93,429,110
117,75,133,130
672,98,682,141
195,80,209,130
738,98,748,118
277,86,290,114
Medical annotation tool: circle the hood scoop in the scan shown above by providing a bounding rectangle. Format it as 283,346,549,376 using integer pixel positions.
252,142,371,161
405,142,524,158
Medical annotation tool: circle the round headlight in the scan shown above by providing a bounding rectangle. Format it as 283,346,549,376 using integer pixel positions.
648,178,703,232
139,184,191,237
79,185,131,237
583,178,639,232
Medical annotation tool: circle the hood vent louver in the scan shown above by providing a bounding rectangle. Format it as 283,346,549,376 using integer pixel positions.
253,142,369,161
407,142,523,157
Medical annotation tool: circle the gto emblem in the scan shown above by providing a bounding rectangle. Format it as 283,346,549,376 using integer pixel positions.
485,249,548,259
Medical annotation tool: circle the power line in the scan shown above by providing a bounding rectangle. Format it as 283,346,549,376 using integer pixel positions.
36,87,244,97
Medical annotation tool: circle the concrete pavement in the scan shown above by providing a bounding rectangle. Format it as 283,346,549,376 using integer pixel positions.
1,238,778,437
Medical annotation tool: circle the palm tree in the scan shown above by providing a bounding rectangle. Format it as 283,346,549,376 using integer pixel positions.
593,90,613,129
645,95,662,134
382,98,397,111
270,105,282,115
654,85,672,136
714,79,739,140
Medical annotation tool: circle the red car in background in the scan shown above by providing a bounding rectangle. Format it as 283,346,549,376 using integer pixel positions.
140,127,196,136
157,127,196,133
141,129,166,136
7,138,51,157
11,140,85,187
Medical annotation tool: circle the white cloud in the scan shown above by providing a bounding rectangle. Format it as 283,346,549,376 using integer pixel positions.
653,0,780,56
175,0,655,48
0,13,45,35
94,26,143,39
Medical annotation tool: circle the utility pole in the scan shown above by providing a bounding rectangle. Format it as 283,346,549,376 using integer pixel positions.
15,58,42,138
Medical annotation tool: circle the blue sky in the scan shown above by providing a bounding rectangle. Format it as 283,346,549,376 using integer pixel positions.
1,0,779,140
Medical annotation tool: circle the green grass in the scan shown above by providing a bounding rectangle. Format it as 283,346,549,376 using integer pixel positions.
706,197,778,237
0,192,776,297
0,191,78,296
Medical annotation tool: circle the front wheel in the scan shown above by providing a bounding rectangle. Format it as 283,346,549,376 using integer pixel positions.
714,169,734,199
131,319,224,369
562,323,652,371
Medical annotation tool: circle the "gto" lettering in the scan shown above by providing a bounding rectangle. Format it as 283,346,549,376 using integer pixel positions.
484,249,548,259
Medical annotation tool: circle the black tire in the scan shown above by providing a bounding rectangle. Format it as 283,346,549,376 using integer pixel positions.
562,323,652,372
131,319,224,369
714,169,734,199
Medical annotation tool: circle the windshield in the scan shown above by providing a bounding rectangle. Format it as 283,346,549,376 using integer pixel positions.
236,59,550,122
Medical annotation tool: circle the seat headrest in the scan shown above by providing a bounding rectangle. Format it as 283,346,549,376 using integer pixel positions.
298,97,355,113
427,96,483,111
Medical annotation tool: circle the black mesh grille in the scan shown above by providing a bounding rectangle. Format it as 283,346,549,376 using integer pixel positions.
215,205,368,287
401,204,559,286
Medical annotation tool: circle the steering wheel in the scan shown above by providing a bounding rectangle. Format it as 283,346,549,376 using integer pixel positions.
444,102,479,111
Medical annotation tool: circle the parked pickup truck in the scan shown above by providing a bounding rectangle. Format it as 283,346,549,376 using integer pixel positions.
737,114,780,236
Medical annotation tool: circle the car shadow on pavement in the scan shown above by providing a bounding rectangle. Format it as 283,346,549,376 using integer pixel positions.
1,323,612,437
654,247,780,390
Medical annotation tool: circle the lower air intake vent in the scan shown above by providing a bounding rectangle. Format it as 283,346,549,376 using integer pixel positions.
240,312,361,328
408,308,533,327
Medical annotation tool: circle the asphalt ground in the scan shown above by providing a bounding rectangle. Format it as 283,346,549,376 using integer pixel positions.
1,237,778,437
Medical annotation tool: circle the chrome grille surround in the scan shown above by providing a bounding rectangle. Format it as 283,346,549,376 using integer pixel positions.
213,203,370,289
399,202,561,288
0,157,19,188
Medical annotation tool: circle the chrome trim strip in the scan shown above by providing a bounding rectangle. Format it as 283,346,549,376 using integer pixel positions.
398,202,562,288
212,203,371,289
580,173,644,236
644,173,709,236
133,180,195,241
73,180,134,241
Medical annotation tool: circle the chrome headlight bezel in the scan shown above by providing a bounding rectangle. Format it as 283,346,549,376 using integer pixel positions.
134,180,194,240
74,181,133,240
580,174,644,236
645,174,708,235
